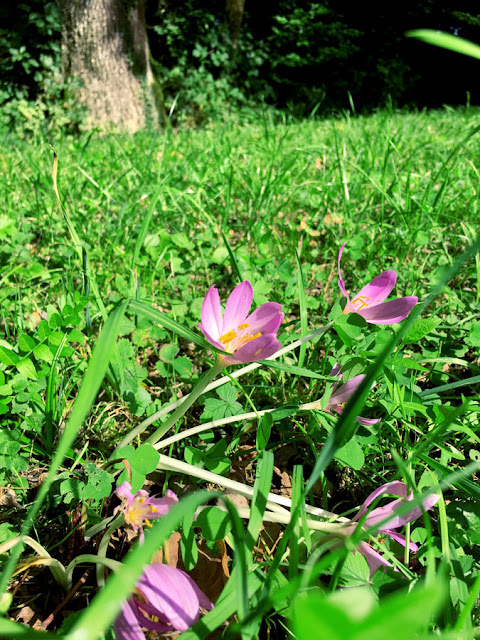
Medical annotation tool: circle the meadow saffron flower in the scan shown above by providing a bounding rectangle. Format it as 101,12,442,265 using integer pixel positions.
198,281,284,365
350,481,439,575
324,364,380,426
114,563,213,640
116,482,178,542
337,242,418,324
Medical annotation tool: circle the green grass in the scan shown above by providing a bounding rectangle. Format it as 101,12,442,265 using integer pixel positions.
1,106,480,639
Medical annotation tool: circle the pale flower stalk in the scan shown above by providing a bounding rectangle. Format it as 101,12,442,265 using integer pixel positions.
337,242,418,324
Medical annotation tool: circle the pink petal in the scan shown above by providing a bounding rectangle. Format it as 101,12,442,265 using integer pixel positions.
372,493,439,530
337,242,350,301
356,416,381,426
198,323,226,352
201,285,223,339
352,271,397,308
139,564,211,632
328,404,380,426
327,374,365,407
357,296,418,325
385,530,418,554
354,481,409,523
329,363,342,378
357,541,392,576
246,302,283,334
226,334,281,365
147,490,178,519
222,281,253,333
116,481,135,503
260,311,284,335
114,601,146,640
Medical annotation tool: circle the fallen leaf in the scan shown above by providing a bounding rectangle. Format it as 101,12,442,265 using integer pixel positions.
183,540,230,604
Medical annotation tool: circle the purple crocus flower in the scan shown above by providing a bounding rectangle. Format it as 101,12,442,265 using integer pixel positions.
116,482,178,542
351,481,439,575
114,563,213,640
198,281,284,365
337,243,418,324
325,364,380,426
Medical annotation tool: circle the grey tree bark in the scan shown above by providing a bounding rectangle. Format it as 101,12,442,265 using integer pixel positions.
225,0,246,49
59,0,163,132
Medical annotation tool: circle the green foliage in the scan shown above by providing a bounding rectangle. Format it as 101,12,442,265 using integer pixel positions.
0,2,85,135
115,443,160,491
1,110,480,638
150,0,269,124
293,581,447,640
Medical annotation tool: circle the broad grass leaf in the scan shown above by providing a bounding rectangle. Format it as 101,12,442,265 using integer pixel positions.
403,317,441,343
407,29,480,60
354,581,447,640
293,592,354,640
334,438,365,470
256,412,272,451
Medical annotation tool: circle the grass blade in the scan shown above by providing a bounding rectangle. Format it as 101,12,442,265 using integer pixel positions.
0,301,128,594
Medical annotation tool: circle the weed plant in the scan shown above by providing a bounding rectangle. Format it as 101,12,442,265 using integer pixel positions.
0,106,479,639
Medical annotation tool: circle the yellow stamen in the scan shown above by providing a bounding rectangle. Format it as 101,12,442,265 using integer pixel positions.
237,332,262,348
144,520,153,528
219,329,237,344
238,322,250,330
351,295,371,310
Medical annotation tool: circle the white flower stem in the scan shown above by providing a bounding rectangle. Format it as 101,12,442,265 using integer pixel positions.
196,505,347,533
144,358,227,447
0,536,68,589
157,452,348,522
115,323,332,451
154,401,322,451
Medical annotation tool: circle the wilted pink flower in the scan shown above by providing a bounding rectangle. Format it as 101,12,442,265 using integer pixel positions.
350,481,439,575
325,363,380,426
337,243,418,324
114,563,213,640
198,281,284,365
116,482,178,542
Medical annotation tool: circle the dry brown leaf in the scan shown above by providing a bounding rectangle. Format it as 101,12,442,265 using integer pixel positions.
0,487,24,509
218,491,249,511
15,605,37,625
152,532,181,567
256,522,283,561
323,213,343,225
273,466,292,498
184,540,230,604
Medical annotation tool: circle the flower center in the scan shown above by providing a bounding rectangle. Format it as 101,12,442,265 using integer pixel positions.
219,322,261,353
351,295,371,311
123,496,158,529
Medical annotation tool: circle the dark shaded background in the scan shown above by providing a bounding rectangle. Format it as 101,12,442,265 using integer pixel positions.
1,0,479,128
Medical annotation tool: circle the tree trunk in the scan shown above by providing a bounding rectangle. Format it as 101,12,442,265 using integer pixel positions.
59,0,162,132
226,0,246,49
